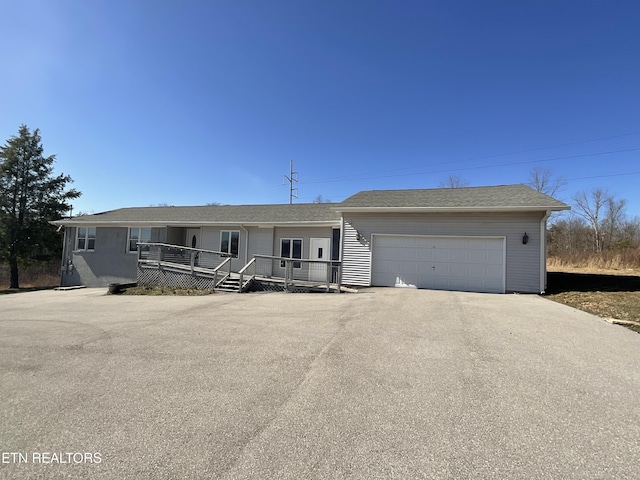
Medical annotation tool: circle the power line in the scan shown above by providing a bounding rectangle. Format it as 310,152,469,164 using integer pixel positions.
296,169,640,200
296,131,640,185
242,131,640,195
298,147,640,186
565,171,640,182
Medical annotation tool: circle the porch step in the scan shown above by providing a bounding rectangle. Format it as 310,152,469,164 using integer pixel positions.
216,277,241,292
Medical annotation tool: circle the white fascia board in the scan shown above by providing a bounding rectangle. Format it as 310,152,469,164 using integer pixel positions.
334,206,570,213
50,220,339,228
242,222,339,228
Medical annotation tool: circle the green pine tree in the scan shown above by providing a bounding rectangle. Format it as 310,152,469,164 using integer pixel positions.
0,125,81,288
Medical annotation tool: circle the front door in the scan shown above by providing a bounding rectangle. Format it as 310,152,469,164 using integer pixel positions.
185,228,200,249
309,238,331,281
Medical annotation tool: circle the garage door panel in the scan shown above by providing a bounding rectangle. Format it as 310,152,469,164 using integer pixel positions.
372,235,504,293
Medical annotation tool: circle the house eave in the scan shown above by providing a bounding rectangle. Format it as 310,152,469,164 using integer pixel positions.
333,206,570,213
50,220,340,228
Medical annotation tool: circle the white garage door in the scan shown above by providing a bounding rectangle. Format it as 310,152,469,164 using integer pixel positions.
371,235,505,293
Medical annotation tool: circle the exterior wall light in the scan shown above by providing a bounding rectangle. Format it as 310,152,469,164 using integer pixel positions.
522,232,529,245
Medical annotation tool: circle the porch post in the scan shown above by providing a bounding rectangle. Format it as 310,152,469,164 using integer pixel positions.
284,260,290,292
326,261,330,292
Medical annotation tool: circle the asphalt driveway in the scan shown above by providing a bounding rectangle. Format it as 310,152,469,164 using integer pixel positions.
1,288,639,479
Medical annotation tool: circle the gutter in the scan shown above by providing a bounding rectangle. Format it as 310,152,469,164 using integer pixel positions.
333,206,571,213
49,220,340,228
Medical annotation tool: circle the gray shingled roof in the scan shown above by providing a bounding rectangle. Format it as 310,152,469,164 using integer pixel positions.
52,203,340,226
337,184,569,211
52,184,569,226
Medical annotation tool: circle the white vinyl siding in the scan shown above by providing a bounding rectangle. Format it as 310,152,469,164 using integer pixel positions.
342,212,544,293
247,228,273,257
341,221,371,286
248,227,274,276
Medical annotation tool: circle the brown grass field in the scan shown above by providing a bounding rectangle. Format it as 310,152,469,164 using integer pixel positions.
545,264,640,334
0,262,59,292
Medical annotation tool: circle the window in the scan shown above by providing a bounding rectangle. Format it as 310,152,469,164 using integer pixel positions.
280,238,302,268
76,227,96,251
332,228,340,261
128,227,152,252
220,230,240,257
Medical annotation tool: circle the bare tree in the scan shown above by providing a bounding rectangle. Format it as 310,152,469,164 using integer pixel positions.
547,214,591,256
313,195,332,203
527,167,566,197
573,188,611,252
602,196,627,250
616,217,640,249
438,175,469,188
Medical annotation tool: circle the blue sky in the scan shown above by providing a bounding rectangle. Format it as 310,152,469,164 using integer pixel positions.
1,1,639,216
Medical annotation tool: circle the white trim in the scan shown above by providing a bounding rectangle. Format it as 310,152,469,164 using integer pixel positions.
127,227,152,253
370,234,507,294
540,210,551,294
219,230,240,257
339,218,345,264
240,225,249,264
75,226,96,252
52,220,340,228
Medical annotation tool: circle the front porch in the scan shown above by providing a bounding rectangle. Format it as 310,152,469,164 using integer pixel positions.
136,243,343,293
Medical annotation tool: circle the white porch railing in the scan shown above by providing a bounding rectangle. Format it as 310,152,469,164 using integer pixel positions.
249,255,342,292
136,243,342,293
237,257,256,292
137,242,231,273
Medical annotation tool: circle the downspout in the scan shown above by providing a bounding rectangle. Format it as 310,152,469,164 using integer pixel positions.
540,210,551,294
59,226,67,286
240,225,249,265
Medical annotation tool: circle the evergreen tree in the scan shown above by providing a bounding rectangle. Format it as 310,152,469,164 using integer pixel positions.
0,125,80,288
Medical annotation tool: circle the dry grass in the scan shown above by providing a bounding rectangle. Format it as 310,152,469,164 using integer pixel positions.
548,250,640,273
546,291,640,334
119,286,213,296
0,262,59,290
546,268,640,334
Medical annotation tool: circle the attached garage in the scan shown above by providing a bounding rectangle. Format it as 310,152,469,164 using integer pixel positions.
371,235,505,293
337,185,571,294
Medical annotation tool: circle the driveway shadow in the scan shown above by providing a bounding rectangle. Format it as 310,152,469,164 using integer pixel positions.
546,272,640,293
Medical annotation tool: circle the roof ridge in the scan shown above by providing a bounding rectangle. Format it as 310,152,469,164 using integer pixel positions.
357,184,525,194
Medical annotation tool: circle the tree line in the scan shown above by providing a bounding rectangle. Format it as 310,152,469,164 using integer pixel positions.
526,167,639,259
548,189,639,258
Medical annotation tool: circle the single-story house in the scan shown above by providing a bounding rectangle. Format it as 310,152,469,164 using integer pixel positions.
51,184,569,293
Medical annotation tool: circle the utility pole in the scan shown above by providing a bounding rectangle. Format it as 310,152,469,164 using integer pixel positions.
283,160,298,204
